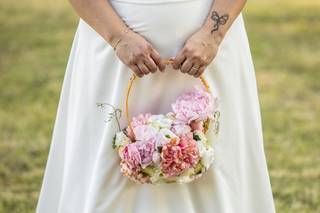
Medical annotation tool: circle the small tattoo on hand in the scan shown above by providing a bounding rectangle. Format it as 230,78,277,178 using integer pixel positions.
210,11,229,33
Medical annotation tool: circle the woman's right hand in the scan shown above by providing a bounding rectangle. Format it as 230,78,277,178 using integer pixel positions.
114,30,166,77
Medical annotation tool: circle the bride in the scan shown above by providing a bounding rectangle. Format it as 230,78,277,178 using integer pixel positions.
36,0,276,212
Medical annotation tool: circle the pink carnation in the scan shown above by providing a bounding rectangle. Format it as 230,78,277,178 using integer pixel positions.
122,143,142,170
121,139,156,170
160,133,200,177
171,86,217,124
135,140,156,168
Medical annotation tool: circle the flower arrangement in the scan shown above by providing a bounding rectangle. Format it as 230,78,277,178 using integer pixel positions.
112,85,220,184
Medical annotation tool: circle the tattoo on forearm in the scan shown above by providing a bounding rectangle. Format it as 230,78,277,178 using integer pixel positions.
210,11,229,33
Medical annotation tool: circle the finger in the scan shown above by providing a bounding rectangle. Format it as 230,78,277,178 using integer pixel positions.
194,65,206,78
180,58,193,74
137,62,150,75
172,51,186,70
143,56,158,73
150,50,166,72
189,64,199,76
130,64,144,77
189,59,205,75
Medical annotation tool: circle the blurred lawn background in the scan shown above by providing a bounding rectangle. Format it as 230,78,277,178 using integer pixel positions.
0,0,319,212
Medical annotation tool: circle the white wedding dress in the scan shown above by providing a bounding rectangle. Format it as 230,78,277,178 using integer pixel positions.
36,0,276,212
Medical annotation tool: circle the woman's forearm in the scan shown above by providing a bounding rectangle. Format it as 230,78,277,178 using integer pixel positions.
171,0,247,76
68,0,128,45
202,0,247,44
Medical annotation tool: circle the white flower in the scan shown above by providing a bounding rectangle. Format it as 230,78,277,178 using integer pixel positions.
152,151,161,165
159,128,178,139
193,130,208,145
194,131,214,169
152,129,178,148
199,145,214,169
147,114,173,130
115,131,130,147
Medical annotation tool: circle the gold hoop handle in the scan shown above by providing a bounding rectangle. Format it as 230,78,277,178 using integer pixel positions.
125,58,211,140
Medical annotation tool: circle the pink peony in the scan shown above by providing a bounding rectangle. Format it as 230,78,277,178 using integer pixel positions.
131,113,152,128
171,123,192,136
160,133,200,177
133,125,158,142
171,86,217,124
127,124,157,142
127,113,152,140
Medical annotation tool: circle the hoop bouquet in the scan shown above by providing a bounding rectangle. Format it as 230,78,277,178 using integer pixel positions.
109,59,220,184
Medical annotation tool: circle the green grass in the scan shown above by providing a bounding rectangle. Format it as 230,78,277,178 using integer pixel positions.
0,0,319,212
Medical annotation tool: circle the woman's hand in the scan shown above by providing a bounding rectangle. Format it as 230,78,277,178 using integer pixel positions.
115,30,166,77
172,27,220,78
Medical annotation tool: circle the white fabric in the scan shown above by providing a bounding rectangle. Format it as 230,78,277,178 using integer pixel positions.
36,0,276,212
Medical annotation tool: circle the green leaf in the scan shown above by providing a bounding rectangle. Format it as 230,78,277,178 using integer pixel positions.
194,162,203,174
193,134,201,141
142,166,158,176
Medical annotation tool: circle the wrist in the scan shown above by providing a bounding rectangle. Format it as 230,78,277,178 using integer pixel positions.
201,22,224,46
110,27,131,50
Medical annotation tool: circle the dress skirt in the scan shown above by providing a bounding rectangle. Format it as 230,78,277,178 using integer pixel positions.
36,0,276,212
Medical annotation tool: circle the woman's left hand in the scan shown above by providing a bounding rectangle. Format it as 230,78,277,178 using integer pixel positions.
172,27,220,78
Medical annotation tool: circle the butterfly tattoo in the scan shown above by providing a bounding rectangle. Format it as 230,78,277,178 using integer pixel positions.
210,11,229,33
